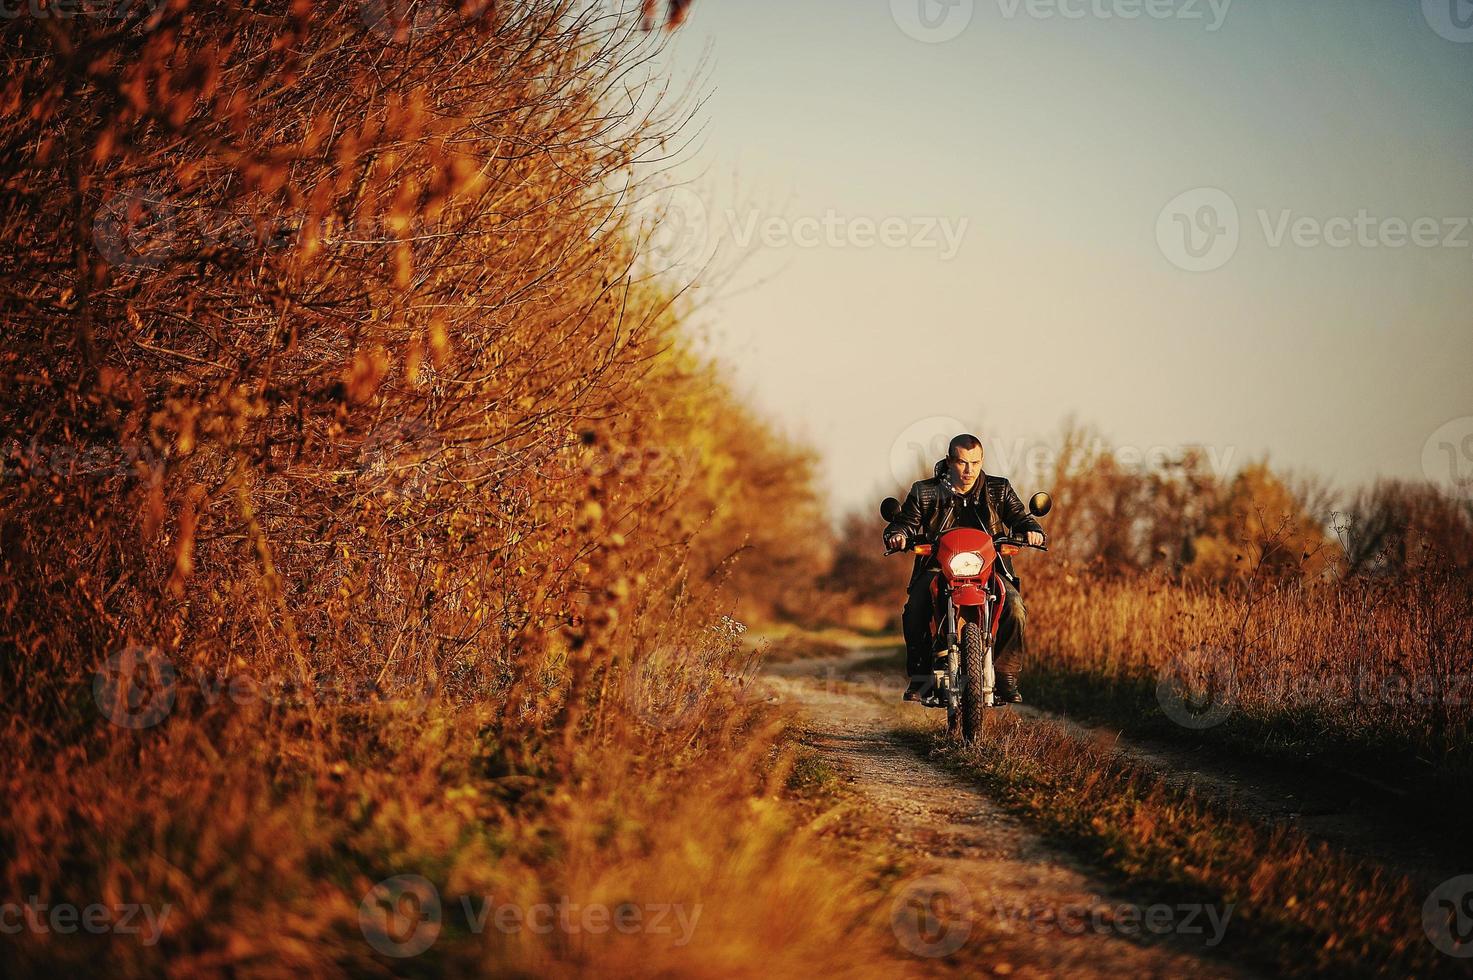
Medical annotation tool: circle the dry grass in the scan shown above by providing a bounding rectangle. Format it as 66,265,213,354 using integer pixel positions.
1020,424,1472,782
1027,558,1473,806
3,627,904,976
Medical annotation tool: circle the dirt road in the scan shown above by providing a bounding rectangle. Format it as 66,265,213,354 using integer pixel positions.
769,641,1456,893
764,652,1255,979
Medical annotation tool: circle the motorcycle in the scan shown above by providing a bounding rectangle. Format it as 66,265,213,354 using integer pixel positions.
879,490,1052,743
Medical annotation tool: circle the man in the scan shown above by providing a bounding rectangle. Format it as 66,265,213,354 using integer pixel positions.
883,434,1044,703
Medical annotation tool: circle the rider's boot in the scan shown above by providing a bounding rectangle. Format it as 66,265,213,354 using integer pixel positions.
902,678,928,702
995,672,1023,704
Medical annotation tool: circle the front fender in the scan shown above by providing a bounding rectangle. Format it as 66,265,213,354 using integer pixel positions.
950,584,989,606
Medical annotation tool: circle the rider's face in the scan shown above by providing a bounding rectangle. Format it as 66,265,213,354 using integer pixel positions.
948,446,984,493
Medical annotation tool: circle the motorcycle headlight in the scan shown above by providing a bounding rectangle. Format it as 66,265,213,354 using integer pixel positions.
948,551,984,578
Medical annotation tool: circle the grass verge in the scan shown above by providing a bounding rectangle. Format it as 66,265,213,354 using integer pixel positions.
892,709,1456,978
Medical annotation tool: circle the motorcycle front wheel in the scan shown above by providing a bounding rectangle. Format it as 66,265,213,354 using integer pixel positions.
960,620,987,743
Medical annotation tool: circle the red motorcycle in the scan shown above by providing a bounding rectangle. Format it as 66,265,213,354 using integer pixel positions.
879,491,1052,742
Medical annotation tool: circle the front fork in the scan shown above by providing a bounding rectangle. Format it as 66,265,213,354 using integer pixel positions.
938,599,960,716
981,622,995,709
936,593,995,710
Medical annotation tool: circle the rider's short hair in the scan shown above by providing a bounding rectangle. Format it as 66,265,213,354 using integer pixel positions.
948,433,983,459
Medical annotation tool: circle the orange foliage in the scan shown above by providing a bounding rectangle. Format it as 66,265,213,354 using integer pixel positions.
0,3,884,974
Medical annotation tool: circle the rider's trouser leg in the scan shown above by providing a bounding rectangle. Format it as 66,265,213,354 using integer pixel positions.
902,569,938,679
993,581,1028,678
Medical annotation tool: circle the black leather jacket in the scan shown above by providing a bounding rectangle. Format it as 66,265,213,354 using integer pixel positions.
883,461,1043,585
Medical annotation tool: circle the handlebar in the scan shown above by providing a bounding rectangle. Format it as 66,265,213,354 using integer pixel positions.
885,535,1047,556
994,536,1049,554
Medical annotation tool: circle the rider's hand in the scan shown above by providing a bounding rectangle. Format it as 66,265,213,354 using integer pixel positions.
1026,531,1045,547
885,532,907,551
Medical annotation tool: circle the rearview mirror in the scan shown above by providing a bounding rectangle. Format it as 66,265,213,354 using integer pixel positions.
1028,491,1053,517
880,497,901,522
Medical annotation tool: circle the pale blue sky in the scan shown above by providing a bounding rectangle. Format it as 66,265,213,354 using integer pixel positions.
651,0,1473,512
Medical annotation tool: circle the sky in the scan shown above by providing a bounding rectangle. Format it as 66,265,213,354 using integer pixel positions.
645,0,1473,514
